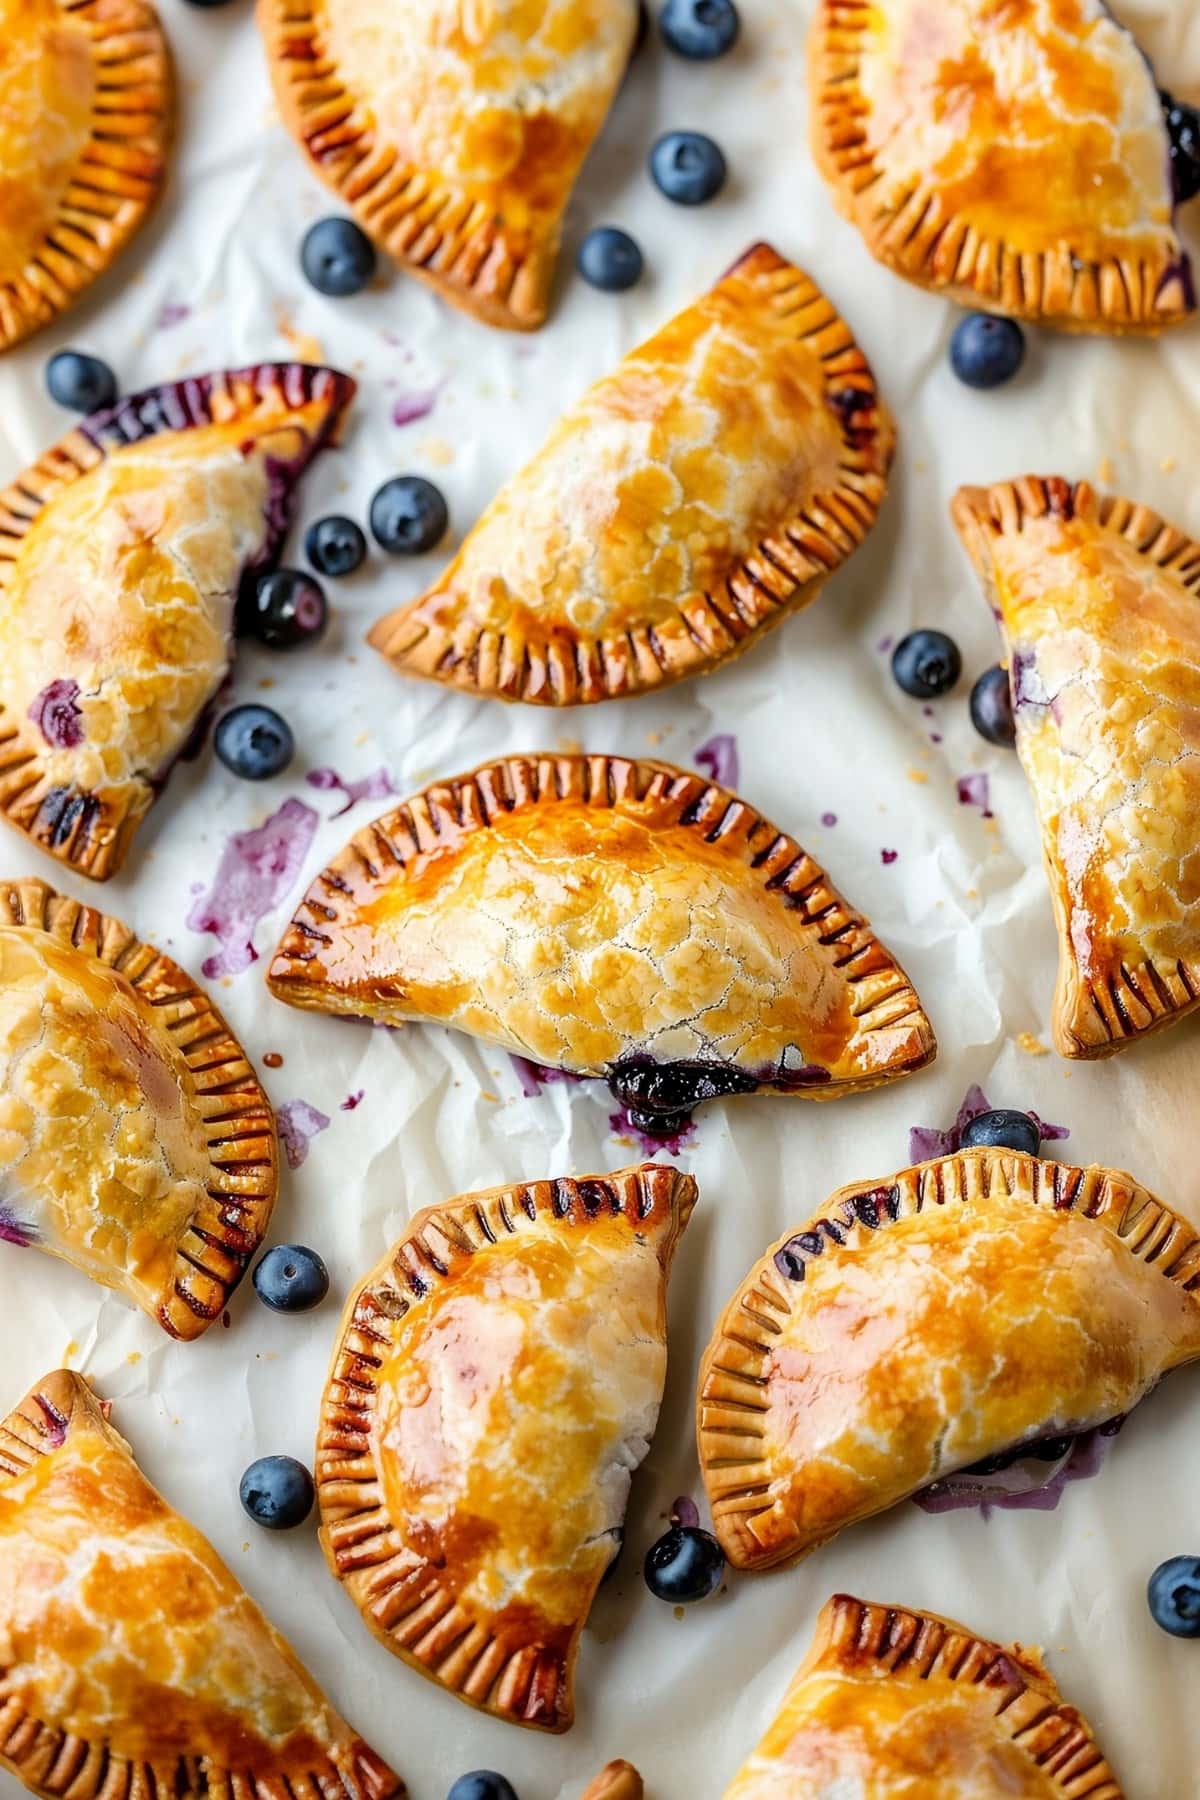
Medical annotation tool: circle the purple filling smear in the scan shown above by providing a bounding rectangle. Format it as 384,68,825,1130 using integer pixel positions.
914,1419,1125,1518
277,1099,331,1169
1011,648,1049,712
956,772,993,818
391,381,445,428
671,1496,701,1529
821,811,838,827
28,679,84,749
187,798,319,980
876,635,894,654
306,765,397,819
340,1090,364,1112
509,1055,581,1099
694,733,739,789
881,848,898,865
609,1107,697,1158
908,1084,1069,1165
35,1396,68,1448
155,299,191,331
0,1207,35,1247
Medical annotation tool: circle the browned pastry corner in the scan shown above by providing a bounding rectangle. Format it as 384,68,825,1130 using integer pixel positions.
580,1763,644,1800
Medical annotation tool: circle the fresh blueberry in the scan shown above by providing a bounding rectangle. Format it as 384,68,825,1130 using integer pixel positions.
301,217,377,298
214,705,294,781
891,629,962,699
239,1455,315,1530
369,475,448,555
660,0,740,58
577,226,644,293
949,313,1026,389
970,664,1016,746
649,131,727,206
244,568,328,650
46,351,117,413
446,1777,518,1800
1148,1556,1200,1638
305,514,367,578
253,1244,330,1313
960,1108,1041,1156
1161,91,1200,206
643,1524,725,1604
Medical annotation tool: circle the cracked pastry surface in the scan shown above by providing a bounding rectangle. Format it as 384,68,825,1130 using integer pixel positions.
809,0,1194,333
0,1369,403,1800
0,362,354,879
954,476,1200,1057
0,0,172,352
267,753,935,1132
699,1148,1200,1573
0,877,276,1339
367,243,894,703
259,0,637,330
723,1594,1124,1798
316,1163,694,1732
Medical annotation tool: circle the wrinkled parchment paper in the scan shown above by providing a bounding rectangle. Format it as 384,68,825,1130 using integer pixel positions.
2,2,1200,1794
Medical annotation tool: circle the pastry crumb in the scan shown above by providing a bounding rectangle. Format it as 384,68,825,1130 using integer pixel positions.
1017,1032,1048,1056
906,768,928,784
480,1090,499,1103
1096,455,1116,484
125,1351,141,1366
418,436,455,467
674,1606,686,1622
555,736,583,754
646,730,663,745
1161,455,1178,473
263,1050,284,1069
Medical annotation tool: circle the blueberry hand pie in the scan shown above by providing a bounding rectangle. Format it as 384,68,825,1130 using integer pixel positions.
723,1594,1123,1798
268,754,935,1138
954,476,1200,1057
259,0,637,331
367,244,894,704
0,0,172,352
810,0,1196,333
0,1369,403,1800
699,1148,1200,1571
0,877,276,1338
0,362,354,879
316,1163,695,1731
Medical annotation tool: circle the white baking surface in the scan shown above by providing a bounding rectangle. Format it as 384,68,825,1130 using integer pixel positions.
2,1,1200,1794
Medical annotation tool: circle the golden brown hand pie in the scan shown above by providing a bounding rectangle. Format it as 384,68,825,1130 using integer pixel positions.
723,1594,1123,1799
0,876,276,1339
367,244,894,704
0,0,172,352
0,1369,403,1800
259,0,637,331
954,476,1200,1057
268,754,935,1138
316,1162,695,1732
699,1148,1200,1572
580,1765,643,1800
809,0,1195,333
0,361,354,880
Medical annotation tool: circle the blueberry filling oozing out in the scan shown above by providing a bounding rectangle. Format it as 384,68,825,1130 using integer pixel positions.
953,1417,1125,1481
607,1058,759,1137
1161,90,1200,206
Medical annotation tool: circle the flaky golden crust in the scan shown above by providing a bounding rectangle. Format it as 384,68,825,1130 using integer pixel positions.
699,1149,1200,1572
316,1163,695,1733
580,1764,643,1800
259,0,637,331
0,877,277,1339
953,475,1200,1058
723,1594,1124,1798
0,363,355,881
0,1371,404,1800
809,0,1194,334
0,0,173,352
367,244,894,704
268,753,935,1110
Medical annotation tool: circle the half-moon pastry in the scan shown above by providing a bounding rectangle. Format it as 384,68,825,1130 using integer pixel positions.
316,1162,695,1731
0,876,276,1339
268,753,936,1138
699,1148,1200,1571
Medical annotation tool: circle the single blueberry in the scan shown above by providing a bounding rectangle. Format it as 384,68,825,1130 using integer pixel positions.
1149,1556,1200,1638
214,705,294,781
960,1108,1041,1156
301,217,377,298
46,351,117,413
245,569,328,650
643,1523,725,1604
253,1244,330,1313
970,664,1016,746
305,514,367,578
649,131,727,205
1161,91,1200,206
949,313,1026,389
239,1455,315,1530
660,0,740,58
369,475,449,555
891,629,962,699
577,227,644,293
446,1777,518,1800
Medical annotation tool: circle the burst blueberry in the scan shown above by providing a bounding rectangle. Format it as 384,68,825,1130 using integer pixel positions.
649,130,727,205
301,217,377,297
577,227,644,292
239,1456,314,1530
306,514,367,578
253,1244,329,1313
891,629,962,699
660,0,740,58
643,1523,725,1603
446,1778,518,1800
46,351,117,413
1148,1556,1200,1638
214,705,294,781
370,475,448,555
246,569,328,650
960,1108,1041,1156
950,313,1026,389
970,664,1016,746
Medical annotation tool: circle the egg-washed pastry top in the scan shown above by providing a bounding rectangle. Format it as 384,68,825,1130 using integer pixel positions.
0,0,172,352
316,1163,695,1733
580,1766,643,1800
0,362,354,880
723,1594,1124,1798
0,1369,403,1800
367,243,894,704
809,0,1195,333
268,753,936,1139
259,0,638,330
699,1147,1200,1572
954,475,1200,1058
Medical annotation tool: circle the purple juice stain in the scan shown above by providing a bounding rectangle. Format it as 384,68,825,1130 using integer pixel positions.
821,811,838,828
609,1106,697,1158
28,679,84,749
876,635,894,654
187,797,319,980
694,733,739,789
276,1099,331,1169
390,381,445,428
155,299,191,331
340,1090,364,1112
0,1206,35,1248
908,1083,1069,1165
881,848,898,865
956,772,993,818
914,1418,1124,1519
306,765,397,819
509,1055,581,1099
